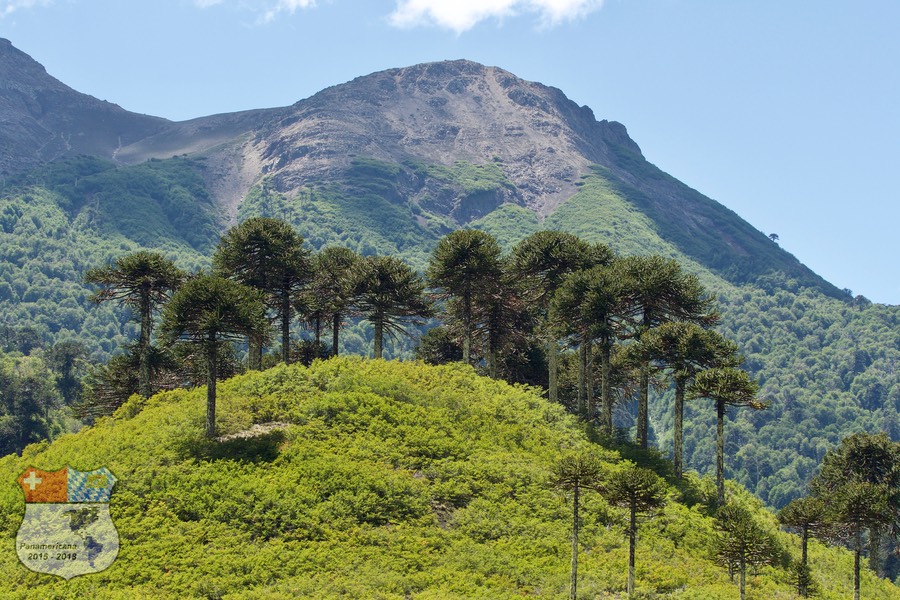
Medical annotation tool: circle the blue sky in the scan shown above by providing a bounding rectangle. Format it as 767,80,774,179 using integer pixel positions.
2,0,898,304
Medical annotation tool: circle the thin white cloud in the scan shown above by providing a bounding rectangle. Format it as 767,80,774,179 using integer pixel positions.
259,0,317,24
192,0,316,23
389,0,604,33
1,0,51,17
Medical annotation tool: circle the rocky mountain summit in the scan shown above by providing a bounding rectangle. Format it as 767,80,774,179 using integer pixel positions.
0,39,836,293
112,59,643,220
1,40,638,219
251,60,640,215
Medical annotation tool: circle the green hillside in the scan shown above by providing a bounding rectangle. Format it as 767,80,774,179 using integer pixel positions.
2,357,896,599
0,157,213,359
1,154,898,512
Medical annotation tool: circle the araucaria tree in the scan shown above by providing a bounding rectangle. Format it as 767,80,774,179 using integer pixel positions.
427,229,502,364
628,322,740,478
550,263,626,429
550,451,605,600
830,483,894,600
605,464,668,596
353,256,432,359
510,231,601,404
309,246,361,357
159,275,268,437
714,503,778,600
779,496,829,597
84,251,184,398
808,432,900,598
213,217,311,366
618,255,717,448
688,367,765,505
473,262,531,378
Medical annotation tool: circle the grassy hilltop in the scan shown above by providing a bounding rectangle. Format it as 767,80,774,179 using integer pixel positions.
1,358,896,599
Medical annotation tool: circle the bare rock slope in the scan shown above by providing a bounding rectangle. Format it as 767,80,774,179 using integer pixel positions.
250,60,638,215
0,38,168,174
0,40,837,294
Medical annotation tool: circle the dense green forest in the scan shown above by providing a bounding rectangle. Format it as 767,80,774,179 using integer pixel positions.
2,358,897,598
1,154,898,516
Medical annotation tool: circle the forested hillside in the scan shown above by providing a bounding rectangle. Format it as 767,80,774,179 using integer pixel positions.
2,153,898,513
2,358,897,598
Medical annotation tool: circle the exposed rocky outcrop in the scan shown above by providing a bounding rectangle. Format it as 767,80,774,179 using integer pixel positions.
1,41,642,220
0,38,169,174
0,39,836,295
248,60,640,216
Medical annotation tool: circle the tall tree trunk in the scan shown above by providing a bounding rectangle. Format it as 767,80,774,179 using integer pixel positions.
248,336,262,371
854,527,861,600
332,313,340,357
577,342,586,415
486,321,497,378
600,341,612,435
584,340,593,421
206,334,217,438
637,365,649,448
281,289,291,364
717,398,726,505
800,526,809,597
637,311,652,448
374,318,383,359
139,291,152,398
869,524,881,576
674,377,685,478
801,527,808,565
314,314,322,348
739,555,746,600
627,504,636,596
463,292,472,364
570,483,579,600
548,340,559,404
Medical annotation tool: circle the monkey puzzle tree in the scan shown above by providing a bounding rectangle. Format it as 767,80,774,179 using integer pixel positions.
808,432,900,589
427,230,502,364
353,256,432,359
45,340,88,405
310,246,361,357
831,482,893,600
779,496,829,597
714,503,779,600
550,263,627,429
626,322,740,478
688,367,764,505
159,275,268,437
550,451,605,600
213,217,311,366
605,464,668,597
84,250,184,398
618,255,717,448
510,232,604,404
472,260,533,378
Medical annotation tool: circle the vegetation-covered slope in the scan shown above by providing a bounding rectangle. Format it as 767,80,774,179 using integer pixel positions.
2,358,896,599
0,157,215,358
2,153,898,512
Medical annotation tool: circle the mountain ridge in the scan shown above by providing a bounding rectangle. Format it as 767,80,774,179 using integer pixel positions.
0,39,840,296
0,39,898,516
0,38,169,175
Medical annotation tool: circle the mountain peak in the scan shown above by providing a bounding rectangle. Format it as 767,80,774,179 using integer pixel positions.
0,44,837,296
0,39,168,175
258,58,638,214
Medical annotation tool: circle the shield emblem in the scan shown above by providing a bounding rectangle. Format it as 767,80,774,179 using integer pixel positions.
16,466,119,579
